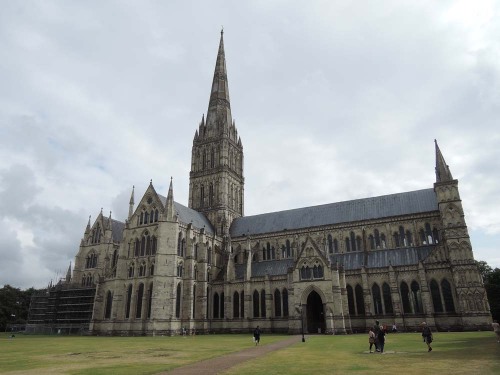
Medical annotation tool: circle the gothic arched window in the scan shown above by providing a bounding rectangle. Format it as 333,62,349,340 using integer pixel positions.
151,236,157,255
382,282,393,314
375,229,381,248
274,289,282,317
240,291,245,318
372,283,383,314
147,282,153,319
401,281,411,314
430,279,443,312
355,284,365,315
209,183,214,206
149,263,155,276
220,292,224,319
347,285,355,315
260,290,266,318
411,281,422,313
282,289,289,317
125,284,132,319
105,291,113,320
176,283,182,318
328,234,333,254
136,283,144,319
350,232,357,251
128,264,134,278
213,292,220,318
442,279,455,312
233,291,240,318
192,284,196,320
253,290,259,318
425,223,433,244
433,228,439,244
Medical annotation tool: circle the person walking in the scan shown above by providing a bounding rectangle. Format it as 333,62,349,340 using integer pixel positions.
368,328,376,353
253,326,261,345
373,320,381,352
492,320,500,343
422,322,433,352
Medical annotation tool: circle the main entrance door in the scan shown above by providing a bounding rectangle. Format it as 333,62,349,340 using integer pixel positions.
306,291,326,333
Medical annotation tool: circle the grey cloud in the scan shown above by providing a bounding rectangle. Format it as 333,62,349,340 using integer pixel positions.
1,1,500,288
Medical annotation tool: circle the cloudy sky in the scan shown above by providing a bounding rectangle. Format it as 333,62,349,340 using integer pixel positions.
1,1,499,289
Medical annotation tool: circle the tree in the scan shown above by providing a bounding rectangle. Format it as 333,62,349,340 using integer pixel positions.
0,285,37,332
476,260,500,321
476,260,493,281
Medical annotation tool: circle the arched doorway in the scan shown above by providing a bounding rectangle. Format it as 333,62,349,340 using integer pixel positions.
306,291,326,333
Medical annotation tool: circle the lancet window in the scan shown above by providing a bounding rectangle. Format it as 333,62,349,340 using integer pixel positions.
85,252,98,269
90,224,102,244
133,232,157,257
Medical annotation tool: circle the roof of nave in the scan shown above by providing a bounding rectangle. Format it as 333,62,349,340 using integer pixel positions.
233,245,436,278
174,201,215,234
157,194,215,234
110,219,125,242
330,245,435,270
101,217,125,243
234,258,295,279
230,188,438,237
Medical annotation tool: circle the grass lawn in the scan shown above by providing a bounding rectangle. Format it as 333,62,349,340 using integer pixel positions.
0,331,498,374
226,331,500,375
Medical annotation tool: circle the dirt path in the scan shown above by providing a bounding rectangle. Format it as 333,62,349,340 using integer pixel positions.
159,335,302,375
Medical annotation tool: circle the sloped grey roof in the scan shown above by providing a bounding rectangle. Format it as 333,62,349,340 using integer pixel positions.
174,202,214,234
235,264,246,279
157,194,214,234
110,219,125,242
230,188,438,237
330,245,435,270
235,259,295,279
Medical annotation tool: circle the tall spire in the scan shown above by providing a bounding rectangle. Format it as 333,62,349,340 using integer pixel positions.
188,30,244,230
206,29,232,130
435,139,453,182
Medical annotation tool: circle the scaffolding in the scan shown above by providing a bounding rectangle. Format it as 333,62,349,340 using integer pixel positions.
26,284,96,334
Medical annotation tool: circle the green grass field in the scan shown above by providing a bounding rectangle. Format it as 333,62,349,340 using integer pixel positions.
0,331,498,375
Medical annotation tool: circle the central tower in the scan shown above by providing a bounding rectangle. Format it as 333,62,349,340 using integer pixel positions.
188,31,244,234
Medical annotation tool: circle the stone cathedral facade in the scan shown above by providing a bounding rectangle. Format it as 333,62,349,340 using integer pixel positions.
71,32,492,335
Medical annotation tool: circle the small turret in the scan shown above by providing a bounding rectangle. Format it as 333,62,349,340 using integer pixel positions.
435,139,453,183
166,177,175,221
66,262,72,284
107,211,112,230
85,215,91,235
128,185,135,219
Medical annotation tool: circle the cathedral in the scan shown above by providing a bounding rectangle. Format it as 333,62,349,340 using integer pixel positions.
70,31,492,335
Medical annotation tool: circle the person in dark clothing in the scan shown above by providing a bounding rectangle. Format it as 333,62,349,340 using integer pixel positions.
253,326,261,345
421,322,433,352
373,320,381,351
377,328,386,353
